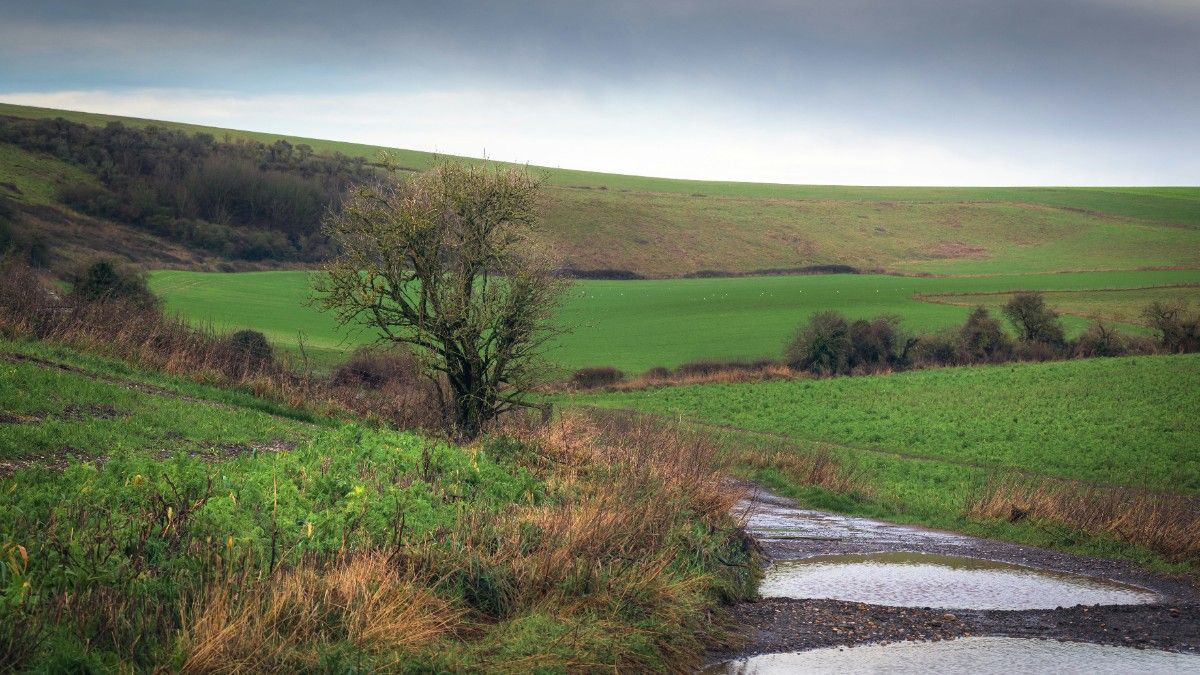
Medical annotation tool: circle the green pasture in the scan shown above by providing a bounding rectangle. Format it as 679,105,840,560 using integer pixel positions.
0,339,323,461
567,354,1200,494
149,269,1200,373
926,285,1200,327
0,336,751,670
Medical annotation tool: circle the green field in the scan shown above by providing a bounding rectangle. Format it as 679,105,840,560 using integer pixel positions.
149,269,1200,373
4,102,1198,277
925,286,1200,328
562,355,1200,568
566,355,1200,493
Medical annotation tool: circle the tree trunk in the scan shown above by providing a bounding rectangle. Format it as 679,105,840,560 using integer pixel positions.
449,358,487,439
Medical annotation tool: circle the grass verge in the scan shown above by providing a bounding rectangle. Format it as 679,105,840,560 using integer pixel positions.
0,337,757,671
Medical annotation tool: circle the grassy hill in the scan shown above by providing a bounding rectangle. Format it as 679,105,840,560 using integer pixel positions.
2,102,1198,277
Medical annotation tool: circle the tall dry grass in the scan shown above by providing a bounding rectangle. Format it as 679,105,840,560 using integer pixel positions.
967,476,1200,562
730,445,871,497
179,553,460,673
556,360,800,393
393,412,756,671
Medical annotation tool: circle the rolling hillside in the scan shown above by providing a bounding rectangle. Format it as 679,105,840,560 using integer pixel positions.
2,102,1198,277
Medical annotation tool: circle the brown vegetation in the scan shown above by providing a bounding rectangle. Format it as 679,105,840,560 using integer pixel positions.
731,445,871,497
967,476,1200,562
565,359,797,392
179,554,460,674
569,365,626,389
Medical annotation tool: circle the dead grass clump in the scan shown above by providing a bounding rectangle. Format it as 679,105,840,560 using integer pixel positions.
179,553,460,673
569,366,626,389
534,411,740,523
734,445,871,496
606,361,798,392
399,412,757,670
967,477,1200,561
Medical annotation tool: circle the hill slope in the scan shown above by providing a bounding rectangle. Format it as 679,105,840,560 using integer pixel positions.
1,102,1198,277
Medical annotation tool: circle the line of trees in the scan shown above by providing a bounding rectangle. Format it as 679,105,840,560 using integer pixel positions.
785,292,1199,376
0,116,380,261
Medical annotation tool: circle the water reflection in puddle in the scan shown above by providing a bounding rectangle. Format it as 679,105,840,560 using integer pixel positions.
761,552,1156,609
710,637,1200,674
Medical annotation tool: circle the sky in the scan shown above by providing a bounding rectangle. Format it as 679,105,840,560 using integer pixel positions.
1,0,1198,186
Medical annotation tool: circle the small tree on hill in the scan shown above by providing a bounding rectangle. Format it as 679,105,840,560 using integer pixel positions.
314,161,568,438
1002,292,1065,346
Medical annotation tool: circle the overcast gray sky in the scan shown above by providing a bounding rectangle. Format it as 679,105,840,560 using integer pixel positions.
1,0,1197,185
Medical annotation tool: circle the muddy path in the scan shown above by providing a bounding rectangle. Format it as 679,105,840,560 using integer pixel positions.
714,483,1200,663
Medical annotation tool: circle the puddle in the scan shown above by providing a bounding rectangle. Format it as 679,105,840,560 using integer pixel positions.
709,637,1200,674
760,552,1157,609
735,496,973,549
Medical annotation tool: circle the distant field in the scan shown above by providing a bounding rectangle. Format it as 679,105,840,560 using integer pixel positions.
924,286,1200,328
567,354,1200,494
4,102,1198,277
149,269,1200,373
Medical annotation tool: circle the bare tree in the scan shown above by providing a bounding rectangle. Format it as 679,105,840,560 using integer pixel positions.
314,161,568,438
1002,292,1065,346
1142,301,1200,353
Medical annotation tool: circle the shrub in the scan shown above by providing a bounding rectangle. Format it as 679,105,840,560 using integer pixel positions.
848,315,910,370
226,329,274,372
785,311,851,375
958,306,1013,363
571,366,625,389
332,346,423,389
0,261,446,431
675,360,728,377
1142,301,1200,354
912,329,961,366
69,259,157,308
1072,321,1130,358
644,366,672,380
1002,292,1065,346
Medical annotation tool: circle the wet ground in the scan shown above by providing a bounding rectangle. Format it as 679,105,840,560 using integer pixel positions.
735,483,1199,602
760,552,1157,610
711,483,1200,668
707,636,1200,674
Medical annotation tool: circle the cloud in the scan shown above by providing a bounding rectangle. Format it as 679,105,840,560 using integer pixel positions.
1,1,1196,184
